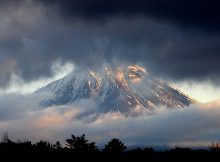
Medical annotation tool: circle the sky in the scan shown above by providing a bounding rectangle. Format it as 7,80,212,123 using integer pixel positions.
0,0,220,147
0,0,220,101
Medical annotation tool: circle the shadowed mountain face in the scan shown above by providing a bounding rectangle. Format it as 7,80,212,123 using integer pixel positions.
36,65,196,115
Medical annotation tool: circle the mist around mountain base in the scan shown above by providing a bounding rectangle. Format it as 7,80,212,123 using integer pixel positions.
0,91,219,148
0,64,219,148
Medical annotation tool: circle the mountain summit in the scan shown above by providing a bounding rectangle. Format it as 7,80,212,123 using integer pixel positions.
36,65,196,115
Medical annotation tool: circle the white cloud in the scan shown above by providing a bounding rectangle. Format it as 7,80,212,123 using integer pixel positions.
0,60,74,94
173,81,220,103
0,91,220,148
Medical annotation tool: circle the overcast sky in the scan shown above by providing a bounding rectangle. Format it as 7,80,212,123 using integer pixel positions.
0,0,220,101
0,0,220,146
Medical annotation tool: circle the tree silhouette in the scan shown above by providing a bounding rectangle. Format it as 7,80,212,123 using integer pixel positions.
65,134,97,152
144,147,155,154
1,131,9,143
0,133,218,161
35,140,52,152
210,141,220,153
104,138,126,153
53,141,62,150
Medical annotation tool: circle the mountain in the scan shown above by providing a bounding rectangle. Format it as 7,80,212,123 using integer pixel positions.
36,64,197,115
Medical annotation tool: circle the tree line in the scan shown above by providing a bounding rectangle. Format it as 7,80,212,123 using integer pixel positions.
0,132,220,161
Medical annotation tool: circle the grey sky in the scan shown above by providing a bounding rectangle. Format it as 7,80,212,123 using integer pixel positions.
0,0,220,88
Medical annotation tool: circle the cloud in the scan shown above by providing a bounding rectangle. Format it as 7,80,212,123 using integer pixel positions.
0,90,220,148
39,0,220,31
173,81,220,102
0,60,74,94
1,0,220,149
0,0,220,87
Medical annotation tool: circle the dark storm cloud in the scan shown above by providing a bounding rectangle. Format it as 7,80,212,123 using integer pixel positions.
0,0,220,87
40,0,220,31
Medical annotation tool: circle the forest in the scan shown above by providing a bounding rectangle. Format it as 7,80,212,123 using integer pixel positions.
0,133,220,161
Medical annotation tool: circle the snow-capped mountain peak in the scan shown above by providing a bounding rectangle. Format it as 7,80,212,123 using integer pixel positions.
36,64,197,115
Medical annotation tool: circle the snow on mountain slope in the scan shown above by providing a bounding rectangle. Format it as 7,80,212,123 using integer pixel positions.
36,64,197,115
